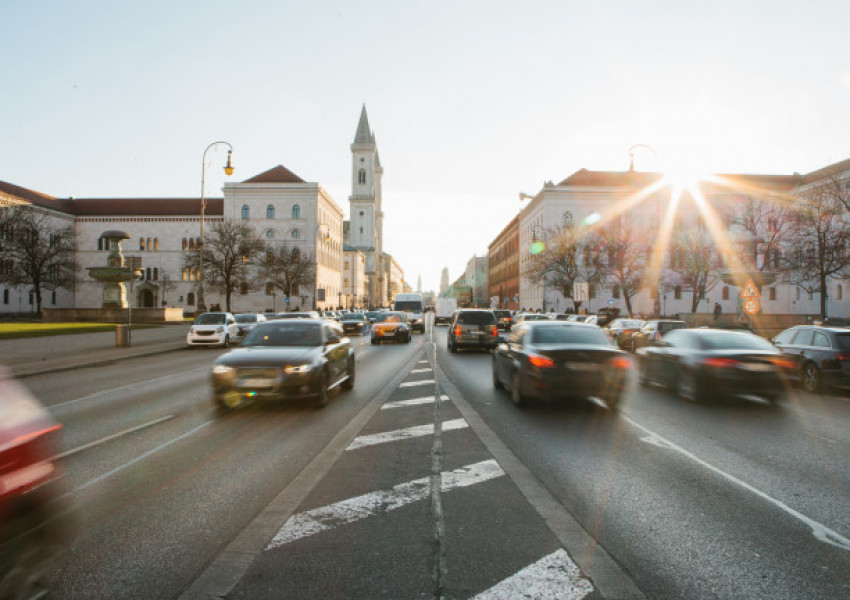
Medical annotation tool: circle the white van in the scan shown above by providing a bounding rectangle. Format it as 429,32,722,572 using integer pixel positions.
393,293,425,333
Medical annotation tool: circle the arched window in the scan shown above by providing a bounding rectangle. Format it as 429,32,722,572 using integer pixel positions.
187,292,195,306
292,204,301,219
292,229,301,240
674,286,682,300
154,238,159,251
182,238,188,251
292,248,301,262
146,267,152,281
51,291,56,305
266,249,274,262
838,285,844,301
139,238,145,251
242,204,250,219
358,169,366,184
267,204,275,219
146,238,152,251
189,238,195,250
153,268,159,281
266,230,275,240
28,290,34,305
2,289,8,304
266,282,275,295
97,238,103,251
722,286,729,300
196,237,201,249
240,282,249,295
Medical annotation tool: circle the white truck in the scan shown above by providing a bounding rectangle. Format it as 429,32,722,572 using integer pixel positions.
434,297,457,326
393,292,426,333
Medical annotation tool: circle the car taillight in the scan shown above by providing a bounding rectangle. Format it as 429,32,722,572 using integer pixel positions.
454,326,462,336
609,356,632,369
837,353,850,361
528,354,555,368
491,325,498,336
770,358,797,370
703,357,741,368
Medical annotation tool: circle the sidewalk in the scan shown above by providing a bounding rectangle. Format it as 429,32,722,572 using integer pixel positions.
0,323,191,378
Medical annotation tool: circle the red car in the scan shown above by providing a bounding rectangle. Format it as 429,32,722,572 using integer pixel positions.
0,368,67,596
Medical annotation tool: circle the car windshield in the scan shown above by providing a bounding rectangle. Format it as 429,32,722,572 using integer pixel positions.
377,313,403,323
242,322,322,347
457,311,495,325
530,325,609,345
341,314,365,322
195,313,226,325
234,314,258,323
698,331,776,351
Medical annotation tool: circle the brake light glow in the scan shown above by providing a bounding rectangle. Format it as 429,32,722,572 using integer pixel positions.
528,355,555,368
837,353,850,362
491,325,499,337
454,326,462,336
704,357,741,368
609,356,632,369
770,358,797,369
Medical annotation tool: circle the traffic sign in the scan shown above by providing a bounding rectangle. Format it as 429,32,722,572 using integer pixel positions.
741,279,760,299
744,299,759,315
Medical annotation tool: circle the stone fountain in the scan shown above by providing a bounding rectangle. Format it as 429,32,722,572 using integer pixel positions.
87,230,142,308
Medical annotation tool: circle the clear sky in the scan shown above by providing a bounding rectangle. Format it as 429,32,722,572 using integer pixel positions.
4,1,850,293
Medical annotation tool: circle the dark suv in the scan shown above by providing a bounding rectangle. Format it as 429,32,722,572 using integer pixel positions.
447,309,499,353
492,310,514,331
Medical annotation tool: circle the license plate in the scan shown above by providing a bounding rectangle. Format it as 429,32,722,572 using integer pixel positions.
741,363,772,372
239,378,273,388
567,363,599,371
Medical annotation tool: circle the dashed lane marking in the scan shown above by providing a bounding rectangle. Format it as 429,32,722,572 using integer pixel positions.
411,368,433,373
472,549,594,600
265,459,504,549
381,395,449,410
400,379,436,388
346,418,468,450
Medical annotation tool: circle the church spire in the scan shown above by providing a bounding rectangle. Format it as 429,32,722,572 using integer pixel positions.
354,104,373,144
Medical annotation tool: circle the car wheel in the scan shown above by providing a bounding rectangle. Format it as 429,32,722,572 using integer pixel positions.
492,358,503,390
511,370,527,407
0,498,62,600
802,363,820,393
677,370,706,402
448,340,457,353
315,371,330,408
342,359,355,390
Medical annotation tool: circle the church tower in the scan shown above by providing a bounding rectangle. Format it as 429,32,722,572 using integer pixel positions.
349,105,385,305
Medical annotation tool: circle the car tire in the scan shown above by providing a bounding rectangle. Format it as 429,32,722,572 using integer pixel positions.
511,371,527,407
448,340,457,353
802,362,820,393
677,370,706,403
315,372,330,408
342,359,355,390
492,359,503,390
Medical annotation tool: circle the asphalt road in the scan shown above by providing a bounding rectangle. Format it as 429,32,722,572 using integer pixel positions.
26,321,850,599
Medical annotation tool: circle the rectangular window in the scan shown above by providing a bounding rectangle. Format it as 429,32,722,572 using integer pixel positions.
769,287,776,301
674,286,682,300
612,286,620,298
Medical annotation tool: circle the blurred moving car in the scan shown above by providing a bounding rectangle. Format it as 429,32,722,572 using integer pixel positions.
447,309,499,353
340,312,370,336
186,312,238,348
771,325,850,393
492,321,631,410
515,313,551,323
566,315,591,323
233,313,267,343
271,311,321,320
370,312,411,345
211,319,355,410
364,310,382,324
630,319,687,352
492,309,514,331
637,328,796,403
0,368,67,596
605,318,646,350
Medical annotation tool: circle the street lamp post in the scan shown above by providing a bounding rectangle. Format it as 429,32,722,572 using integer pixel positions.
198,141,234,314
313,224,330,310
530,224,546,311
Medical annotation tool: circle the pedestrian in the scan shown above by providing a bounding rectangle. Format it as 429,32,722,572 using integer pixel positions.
713,302,721,321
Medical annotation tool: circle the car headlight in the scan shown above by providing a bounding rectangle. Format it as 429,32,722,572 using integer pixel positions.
189,328,196,334
215,326,224,333
284,364,313,374
212,364,234,375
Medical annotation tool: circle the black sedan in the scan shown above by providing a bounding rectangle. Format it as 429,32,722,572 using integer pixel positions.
211,319,355,411
340,312,370,336
491,321,632,410
638,328,796,403
771,325,850,392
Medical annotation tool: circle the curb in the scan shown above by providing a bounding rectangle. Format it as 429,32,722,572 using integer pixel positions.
14,344,189,379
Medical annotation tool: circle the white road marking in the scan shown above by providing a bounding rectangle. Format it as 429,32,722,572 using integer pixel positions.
472,549,594,600
346,419,468,450
266,459,504,549
628,416,850,551
381,395,449,409
411,367,432,373
417,360,430,365
399,379,435,387
51,414,176,460
50,367,207,410
69,420,214,494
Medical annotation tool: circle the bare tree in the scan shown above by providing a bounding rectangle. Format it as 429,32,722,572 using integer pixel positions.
670,227,721,313
729,193,796,276
183,220,265,312
0,204,77,314
258,243,316,307
158,269,177,307
780,178,850,319
591,216,652,317
524,224,604,313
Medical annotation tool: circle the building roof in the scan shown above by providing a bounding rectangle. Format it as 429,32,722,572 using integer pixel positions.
798,158,850,185
242,165,305,184
68,197,223,216
0,179,74,212
556,168,798,193
353,104,374,144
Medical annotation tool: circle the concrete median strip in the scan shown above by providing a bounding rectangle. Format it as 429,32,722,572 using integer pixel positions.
266,459,504,550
